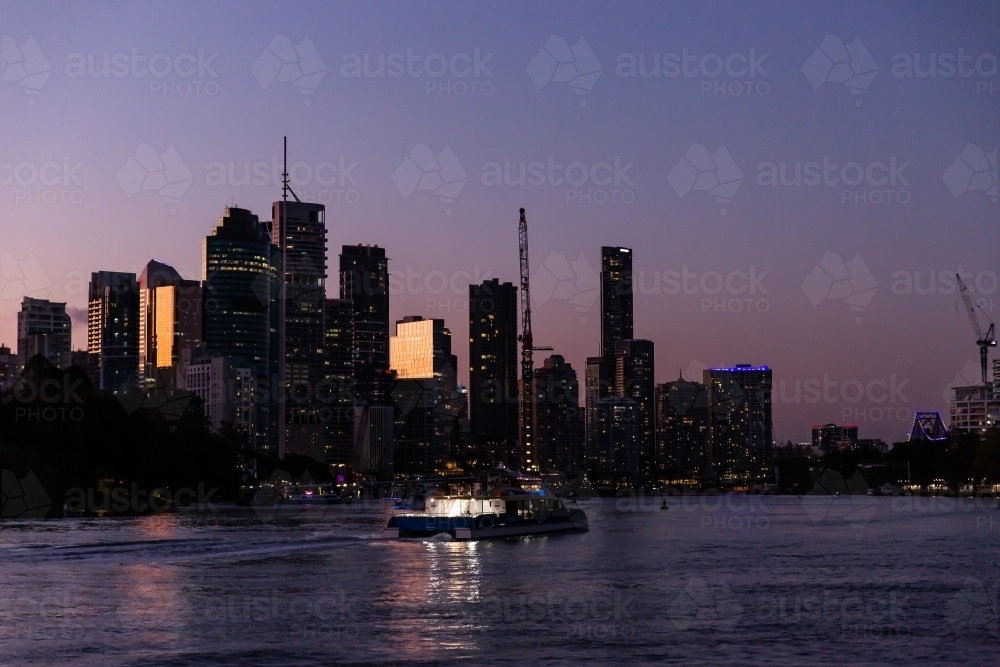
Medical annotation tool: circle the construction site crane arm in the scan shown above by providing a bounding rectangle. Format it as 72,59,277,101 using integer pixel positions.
957,274,986,342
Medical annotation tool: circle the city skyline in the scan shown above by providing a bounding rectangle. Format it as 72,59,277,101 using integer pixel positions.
0,1,997,445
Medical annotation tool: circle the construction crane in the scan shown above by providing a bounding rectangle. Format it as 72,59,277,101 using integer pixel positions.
518,208,551,472
956,273,997,387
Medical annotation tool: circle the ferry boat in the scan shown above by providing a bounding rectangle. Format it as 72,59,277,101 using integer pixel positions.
384,488,588,540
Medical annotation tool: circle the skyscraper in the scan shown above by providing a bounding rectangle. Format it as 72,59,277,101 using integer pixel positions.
390,317,461,474
324,298,355,465
595,395,639,488
704,365,773,485
655,376,710,483
533,354,583,474
16,297,71,371
138,260,202,385
615,339,655,486
600,246,633,394
87,271,139,392
272,200,327,461
588,246,634,475
340,244,391,407
390,316,457,392
203,206,276,449
468,279,518,465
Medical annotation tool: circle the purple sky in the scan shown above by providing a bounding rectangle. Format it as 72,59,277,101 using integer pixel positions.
0,0,997,442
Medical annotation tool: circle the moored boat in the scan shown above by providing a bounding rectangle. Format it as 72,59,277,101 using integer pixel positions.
384,487,587,540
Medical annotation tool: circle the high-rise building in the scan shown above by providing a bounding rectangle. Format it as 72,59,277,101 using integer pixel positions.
390,317,463,475
468,279,519,465
272,200,327,461
87,271,139,392
533,355,583,474
600,246,633,394
655,376,710,482
340,245,391,407
704,365,773,484
390,316,457,392
354,405,395,477
324,298,355,465
203,206,277,449
584,356,602,468
615,339,655,485
950,385,1000,434
0,344,11,389
16,297,71,371
138,260,202,386
810,423,859,453
594,396,639,488
994,358,1000,394
180,349,254,436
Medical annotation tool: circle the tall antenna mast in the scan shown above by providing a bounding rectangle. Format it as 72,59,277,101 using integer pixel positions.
277,137,290,459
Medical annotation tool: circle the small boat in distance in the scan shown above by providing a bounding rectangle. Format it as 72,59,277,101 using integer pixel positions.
384,487,588,540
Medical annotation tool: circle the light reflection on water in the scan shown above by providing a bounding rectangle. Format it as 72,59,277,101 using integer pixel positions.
0,497,998,665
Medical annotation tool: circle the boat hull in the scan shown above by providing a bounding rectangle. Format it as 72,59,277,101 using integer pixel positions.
386,510,588,540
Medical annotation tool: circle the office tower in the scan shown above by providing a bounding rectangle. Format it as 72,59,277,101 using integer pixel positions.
324,298,355,464
340,244,391,407
202,206,277,450
16,297,71,371
468,279,518,464
584,356,602,468
704,365,773,484
655,376,710,483
390,317,463,474
392,378,441,476
390,316,457,392
532,354,583,474
594,396,639,488
0,344,11,389
994,358,1000,394
180,350,254,435
615,339,654,486
138,260,202,385
810,423,859,453
354,405,394,477
87,272,139,392
599,246,633,394
272,200,327,461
